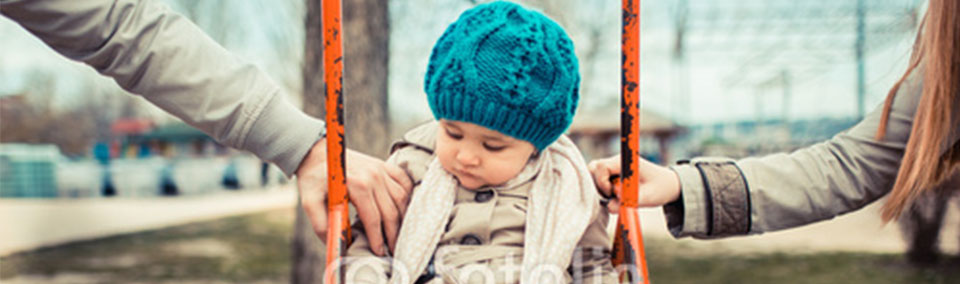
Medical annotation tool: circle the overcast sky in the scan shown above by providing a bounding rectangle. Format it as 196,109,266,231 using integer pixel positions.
0,0,923,127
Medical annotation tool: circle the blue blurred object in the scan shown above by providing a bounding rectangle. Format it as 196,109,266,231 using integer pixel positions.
0,144,60,198
93,142,111,165
261,162,269,187
642,153,662,165
101,166,116,197
222,160,240,189
160,162,178,195
138,143,152,158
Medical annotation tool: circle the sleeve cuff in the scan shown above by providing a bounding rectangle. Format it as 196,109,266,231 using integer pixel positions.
695,161,751,237
666,158,752,239
242,93,325,177
667,164,710,238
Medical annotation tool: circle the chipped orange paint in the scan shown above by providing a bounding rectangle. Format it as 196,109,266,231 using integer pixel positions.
322,1,649,283
323,0,349,283
616,0,651,283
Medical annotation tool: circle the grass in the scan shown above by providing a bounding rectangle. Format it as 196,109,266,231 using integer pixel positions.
3,209,960,283
1,208,297,283
644,249,960,284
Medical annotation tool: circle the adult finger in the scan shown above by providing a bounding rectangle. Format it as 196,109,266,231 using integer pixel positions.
606,198,621,214
352,177,387,256
298,176,328,240
607,181,624,213
589,160,613,196
384,174,409,217
373,178,402,254
383,163,414,194
615,180,624,198
294,139,330,240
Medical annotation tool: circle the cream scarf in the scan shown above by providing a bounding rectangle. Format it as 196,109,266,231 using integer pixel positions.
389,136,599,283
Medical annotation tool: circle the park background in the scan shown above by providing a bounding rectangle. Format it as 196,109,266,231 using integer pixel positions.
3,0,959,283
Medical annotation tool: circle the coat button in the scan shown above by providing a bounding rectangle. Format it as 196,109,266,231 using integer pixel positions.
460,234,482,245
474,190,494,203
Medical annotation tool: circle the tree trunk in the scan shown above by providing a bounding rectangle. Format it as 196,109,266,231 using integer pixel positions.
293,0,390,283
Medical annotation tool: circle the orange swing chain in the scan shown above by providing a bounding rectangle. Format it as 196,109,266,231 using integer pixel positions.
323,0,651,283
322,0,349,283
612,0,652,283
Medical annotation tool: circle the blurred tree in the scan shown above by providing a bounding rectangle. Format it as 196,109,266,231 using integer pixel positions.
171,0,238,49
293,0,391,283
0,72,98,156
168,0,304,96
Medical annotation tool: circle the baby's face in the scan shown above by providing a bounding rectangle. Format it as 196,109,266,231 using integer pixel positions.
436,119,536,190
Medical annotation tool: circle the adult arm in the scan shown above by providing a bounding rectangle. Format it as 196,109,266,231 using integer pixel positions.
1,0,322,175
668,67,944,238
591,68,959,239
1,0,413,255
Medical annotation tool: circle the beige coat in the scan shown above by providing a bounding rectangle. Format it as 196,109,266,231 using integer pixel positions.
0,0,324,175
667,65,960,238
346,122,617,283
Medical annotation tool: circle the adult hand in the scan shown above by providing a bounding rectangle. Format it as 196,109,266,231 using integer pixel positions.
295,138,414,256
587,154,682,214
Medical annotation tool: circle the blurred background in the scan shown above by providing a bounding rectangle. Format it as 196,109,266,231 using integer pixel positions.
3,0,959,283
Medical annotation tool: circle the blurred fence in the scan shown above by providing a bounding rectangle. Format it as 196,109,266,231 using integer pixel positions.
1,143,287,199
0,144,60,198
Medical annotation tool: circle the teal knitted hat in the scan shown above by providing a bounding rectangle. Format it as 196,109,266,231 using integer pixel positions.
424,1,580,151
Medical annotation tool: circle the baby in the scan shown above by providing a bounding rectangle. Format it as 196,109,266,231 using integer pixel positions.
345,2,615,283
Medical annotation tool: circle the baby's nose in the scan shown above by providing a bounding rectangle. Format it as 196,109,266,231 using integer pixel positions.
456,150,480,166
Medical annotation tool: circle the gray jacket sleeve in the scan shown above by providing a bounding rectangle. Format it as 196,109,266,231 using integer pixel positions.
0,0,324,176
666,66,958,238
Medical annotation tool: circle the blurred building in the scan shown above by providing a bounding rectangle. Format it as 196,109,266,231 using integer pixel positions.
680,117,859,159
108,119,227,159
569,108,684,164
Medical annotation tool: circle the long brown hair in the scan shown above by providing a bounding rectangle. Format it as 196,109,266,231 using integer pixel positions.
877,0,960,221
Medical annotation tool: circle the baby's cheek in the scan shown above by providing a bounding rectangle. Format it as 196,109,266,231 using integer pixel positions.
493,162,525,184
438,155,457,174
435,146,454,168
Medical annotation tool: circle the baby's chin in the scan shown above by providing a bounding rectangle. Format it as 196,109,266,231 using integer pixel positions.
454,174,516,191
453,174,486,190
